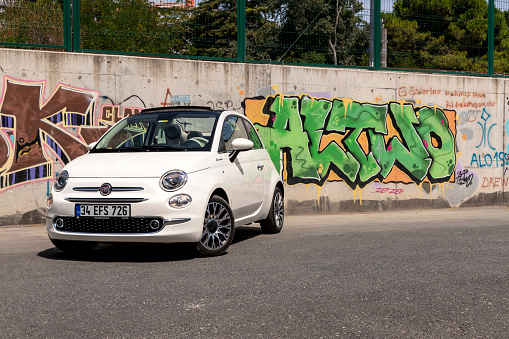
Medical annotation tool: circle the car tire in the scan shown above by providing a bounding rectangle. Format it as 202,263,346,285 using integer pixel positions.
197,196,235,256
49,238,98,253
260,187,284,234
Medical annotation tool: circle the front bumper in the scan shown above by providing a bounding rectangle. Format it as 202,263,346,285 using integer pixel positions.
47,216,202,243
47,177,207,244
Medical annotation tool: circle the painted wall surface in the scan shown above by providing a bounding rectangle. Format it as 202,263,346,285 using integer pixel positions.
0,49,507,225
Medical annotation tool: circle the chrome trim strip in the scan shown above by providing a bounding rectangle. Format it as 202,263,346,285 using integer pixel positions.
73,187,144,192
164,218,191,225
65,198,148,203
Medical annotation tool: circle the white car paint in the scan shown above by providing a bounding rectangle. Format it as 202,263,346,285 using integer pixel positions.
46,108,283,253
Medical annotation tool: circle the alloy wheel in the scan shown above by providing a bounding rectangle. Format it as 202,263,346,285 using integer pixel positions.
273,191,284,229
200,201,232,251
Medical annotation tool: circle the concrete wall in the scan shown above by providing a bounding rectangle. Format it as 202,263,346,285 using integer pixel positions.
0,49,507,225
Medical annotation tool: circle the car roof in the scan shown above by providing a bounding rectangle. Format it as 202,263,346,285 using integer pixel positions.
140,106,223,114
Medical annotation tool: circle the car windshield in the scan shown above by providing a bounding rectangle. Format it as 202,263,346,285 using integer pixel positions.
91,111,219,152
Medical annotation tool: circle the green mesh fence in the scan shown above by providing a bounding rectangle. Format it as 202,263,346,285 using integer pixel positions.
244,0,371,67
382,0,489,74
79,0,237,59
2,0,509,75
0,0,68,48
494,0,509,74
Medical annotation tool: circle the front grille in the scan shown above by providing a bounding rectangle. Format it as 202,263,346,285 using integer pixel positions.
55,217,164,234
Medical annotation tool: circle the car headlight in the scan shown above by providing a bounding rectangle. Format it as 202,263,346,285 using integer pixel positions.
54,171,69,192
160,170,187,191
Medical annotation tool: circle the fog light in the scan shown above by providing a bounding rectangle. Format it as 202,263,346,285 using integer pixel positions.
169,195,192,209
55,218,64,229
149,219,161,230
47,194,53,209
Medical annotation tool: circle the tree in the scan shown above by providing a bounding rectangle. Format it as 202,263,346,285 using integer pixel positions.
185,0,238,58
493,8,509,73
185,0,369,65
245,0,281,61
277,0,369,66
0,0,64,46
80,0,190,55
185,0,281,60
327,0,369,65
384,0,509,73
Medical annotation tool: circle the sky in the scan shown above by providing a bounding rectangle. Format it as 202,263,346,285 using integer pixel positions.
361,0,394,12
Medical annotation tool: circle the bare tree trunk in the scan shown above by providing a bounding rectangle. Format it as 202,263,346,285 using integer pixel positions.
328,0,342,65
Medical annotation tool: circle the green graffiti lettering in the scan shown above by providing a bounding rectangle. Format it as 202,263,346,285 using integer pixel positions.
270,96,317,180
326,100,387,185
249,95,457,189
415,107,456,180
387,103,432,183
300,97,359,184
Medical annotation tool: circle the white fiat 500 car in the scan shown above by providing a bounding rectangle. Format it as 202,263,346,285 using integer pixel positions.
47,106,284,256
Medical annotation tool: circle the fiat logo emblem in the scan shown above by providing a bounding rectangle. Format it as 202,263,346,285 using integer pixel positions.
100,183,112,196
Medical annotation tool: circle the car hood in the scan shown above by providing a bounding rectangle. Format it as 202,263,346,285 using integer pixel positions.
64,152,213,178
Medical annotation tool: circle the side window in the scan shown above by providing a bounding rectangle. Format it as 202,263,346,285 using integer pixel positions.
242,118,263,149
221,116,249,152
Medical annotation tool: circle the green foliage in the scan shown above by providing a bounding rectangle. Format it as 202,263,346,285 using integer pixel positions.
386,0,509,73
185,0,369,64
185,0,285,60
80,0,191,54
277,0,369,66
0,0,64,46
185,0,238,58
4,0,509,73
245,0,281,61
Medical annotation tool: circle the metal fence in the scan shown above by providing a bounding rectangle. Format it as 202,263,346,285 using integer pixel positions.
1,0,508,76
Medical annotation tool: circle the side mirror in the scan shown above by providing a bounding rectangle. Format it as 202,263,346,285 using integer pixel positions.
229,138,254,162
86,142,97,151
232,138,254,151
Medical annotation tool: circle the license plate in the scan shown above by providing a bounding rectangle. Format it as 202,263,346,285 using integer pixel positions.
75,204,131,218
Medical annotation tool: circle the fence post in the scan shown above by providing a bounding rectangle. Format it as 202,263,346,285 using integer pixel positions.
64,0,72,51
374,0,381,70
237,0,246,63
72,0,81,52
488,0,494,76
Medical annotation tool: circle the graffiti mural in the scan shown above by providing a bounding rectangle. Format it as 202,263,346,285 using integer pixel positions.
244,94,457,190
161,88,190,107
0,76,140,192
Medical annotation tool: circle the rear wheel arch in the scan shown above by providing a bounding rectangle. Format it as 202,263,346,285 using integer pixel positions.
276,181,284,197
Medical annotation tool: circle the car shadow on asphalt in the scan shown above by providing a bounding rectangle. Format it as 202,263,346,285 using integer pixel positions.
232,225,263,244
37,225,263,263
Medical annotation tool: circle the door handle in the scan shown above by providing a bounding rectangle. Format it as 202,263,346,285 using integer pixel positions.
257,165,264,171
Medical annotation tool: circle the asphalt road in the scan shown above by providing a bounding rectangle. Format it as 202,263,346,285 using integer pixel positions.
1,207,508,338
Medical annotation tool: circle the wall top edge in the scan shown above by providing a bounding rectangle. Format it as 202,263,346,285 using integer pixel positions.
0,48,504,82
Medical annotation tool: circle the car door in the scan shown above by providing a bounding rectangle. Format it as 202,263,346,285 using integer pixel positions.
220,115,265,219
241,117,271,207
